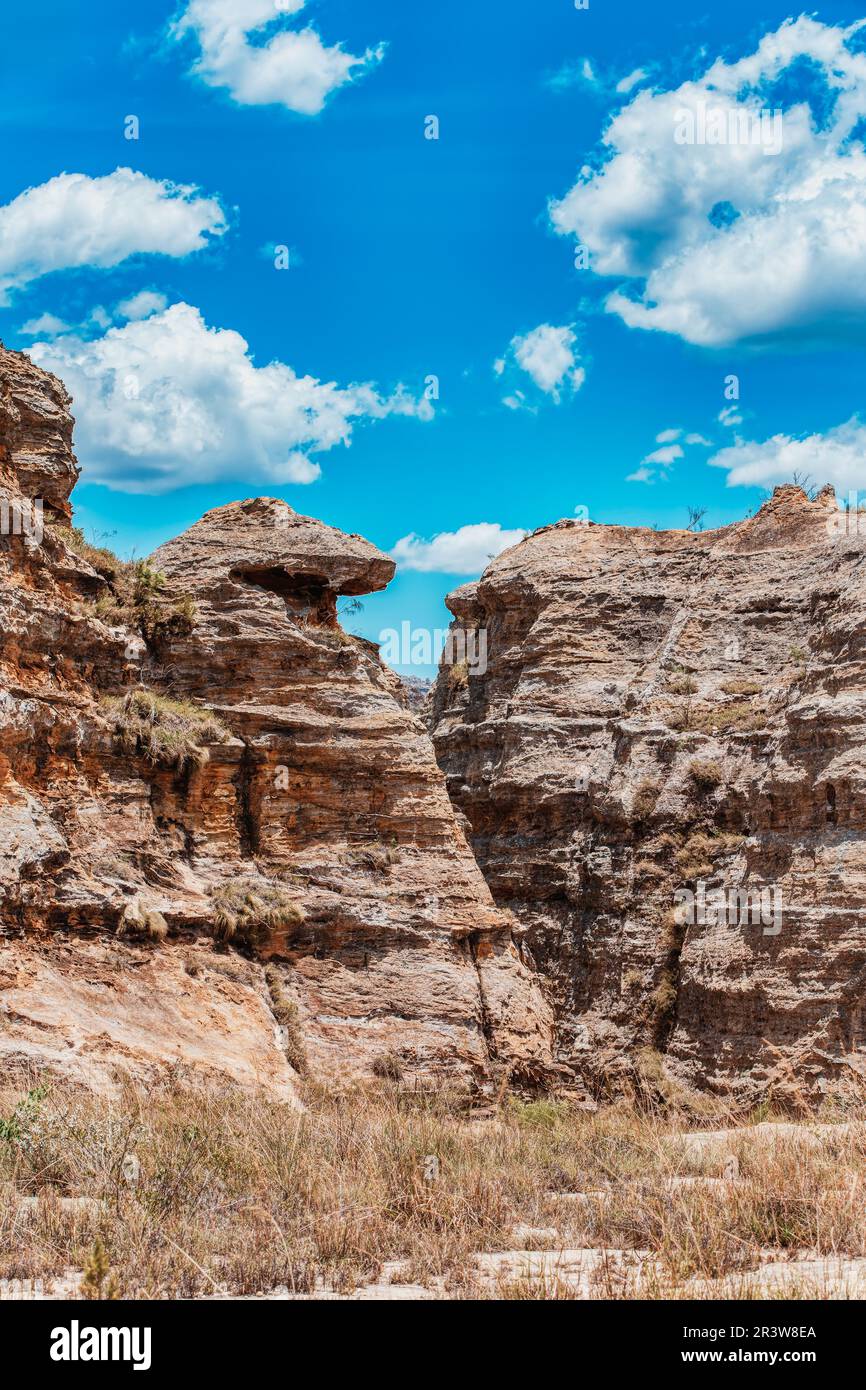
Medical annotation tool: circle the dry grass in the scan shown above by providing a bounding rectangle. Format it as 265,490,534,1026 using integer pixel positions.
264,966,308,1076
1,1072,863,1300
210,877,305,951
720,678,763,696
688,757,723,791
666,673,698,695
58,526,197,645
345,843,396,874
117,897,168,943
632,779,661,820
668,701,765,734
102,690,229,773
448,660,470,690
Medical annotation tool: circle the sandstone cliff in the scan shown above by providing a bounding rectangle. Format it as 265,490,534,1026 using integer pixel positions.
431,493,866,1107
6,335,865,1112
0,343,552,1097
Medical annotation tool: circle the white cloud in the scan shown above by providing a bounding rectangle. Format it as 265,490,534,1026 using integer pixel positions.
117,290,168,321
390,522,526,574
171,0,384,115
625,466,654,484
718,405,743,428
30,302,431,494
0,169,226,305
656,427,681,443
550,17,866,347
19,312,69,338
499,323,585,404
645,444,683,466
616,67,648,95
709,419,866,492
685,432,712,446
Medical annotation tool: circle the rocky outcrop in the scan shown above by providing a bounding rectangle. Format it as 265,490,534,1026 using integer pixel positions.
8,334,865,1112
431,491,866,1106
0,343,552,1097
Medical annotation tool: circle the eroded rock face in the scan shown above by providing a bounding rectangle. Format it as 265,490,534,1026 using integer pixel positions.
149,499,553,1087
0,344,552,1097
431,490,866,1106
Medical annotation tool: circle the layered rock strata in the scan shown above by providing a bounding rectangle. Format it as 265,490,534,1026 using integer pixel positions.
431,491,866,1105
0,344,552,1097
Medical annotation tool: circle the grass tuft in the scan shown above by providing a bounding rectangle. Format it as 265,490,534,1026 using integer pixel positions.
102,690,229,773
210,877,305,952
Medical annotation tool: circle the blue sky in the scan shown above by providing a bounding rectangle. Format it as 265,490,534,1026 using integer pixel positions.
2,2,866,672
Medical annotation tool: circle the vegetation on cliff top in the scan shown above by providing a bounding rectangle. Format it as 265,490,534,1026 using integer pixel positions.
58,523,196,645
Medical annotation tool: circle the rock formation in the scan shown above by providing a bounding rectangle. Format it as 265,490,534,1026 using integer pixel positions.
0,343,552,1098
6,335,866,1111
431,495,866,1106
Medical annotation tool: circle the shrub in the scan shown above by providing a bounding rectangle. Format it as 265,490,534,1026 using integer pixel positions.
667,673,698,695
688,758,723,791
102,690,228,773
59,525,197,645
720,679,762,696
448,660,469,690
633,778,661,819
210,877,305,951
117,896,168,942
346,843,395,874
265,965,308,1076
372,1051,404,1082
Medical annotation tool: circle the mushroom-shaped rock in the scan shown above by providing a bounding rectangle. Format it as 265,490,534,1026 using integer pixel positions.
151,497,395,604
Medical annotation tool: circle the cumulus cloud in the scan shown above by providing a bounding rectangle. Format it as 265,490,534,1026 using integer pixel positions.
117,290,168,320
19,313,69,338
390,522,526,574
498,323,585,405
709,419,866,492
30,302,431,493
656,427,681,443
0,169,226,305
171,0,384,115
551,16,866,347
719,404,743,427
